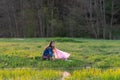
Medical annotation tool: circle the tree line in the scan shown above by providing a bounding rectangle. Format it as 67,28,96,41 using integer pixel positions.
0,0,120,39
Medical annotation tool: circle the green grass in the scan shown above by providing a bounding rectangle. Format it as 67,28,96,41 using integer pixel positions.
0,68,120,80
0,69,62,80
67,68,120,80
0,38,120,80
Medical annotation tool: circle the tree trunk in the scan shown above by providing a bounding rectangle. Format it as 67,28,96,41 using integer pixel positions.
94,0,100,38
109,0,114,39
102,0,106,39
89,0,98,38
100,0,106,39
20,0,26,37
36,0,45,37
3,0,13,37
50,0,54,37
10,2,19,38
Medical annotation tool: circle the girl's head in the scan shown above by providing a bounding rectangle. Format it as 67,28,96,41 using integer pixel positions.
48,40,55,49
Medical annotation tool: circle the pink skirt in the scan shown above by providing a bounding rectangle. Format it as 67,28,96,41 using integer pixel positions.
53,48,70,59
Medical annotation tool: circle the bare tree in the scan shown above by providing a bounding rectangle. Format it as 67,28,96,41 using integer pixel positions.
102,0,107,39
35,0,45,37
109,0,114,39
39,0,45,37
3,0,13,37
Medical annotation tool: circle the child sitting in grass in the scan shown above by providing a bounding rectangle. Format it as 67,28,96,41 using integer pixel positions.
42,41,55,60
42,40,70,60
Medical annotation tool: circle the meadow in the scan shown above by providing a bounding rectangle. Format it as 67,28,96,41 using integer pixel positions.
0,38,120,80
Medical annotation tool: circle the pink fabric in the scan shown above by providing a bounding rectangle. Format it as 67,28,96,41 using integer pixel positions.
53,48,70,59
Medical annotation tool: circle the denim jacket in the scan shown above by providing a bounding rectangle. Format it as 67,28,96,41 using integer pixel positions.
42,47,53,57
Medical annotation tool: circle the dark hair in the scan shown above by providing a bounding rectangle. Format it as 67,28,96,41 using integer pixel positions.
48,40,55,49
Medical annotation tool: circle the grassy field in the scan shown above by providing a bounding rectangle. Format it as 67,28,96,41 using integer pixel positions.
0,38,120,80
0,68,120,80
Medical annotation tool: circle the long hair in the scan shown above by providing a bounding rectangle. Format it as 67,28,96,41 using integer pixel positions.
48,40,55,49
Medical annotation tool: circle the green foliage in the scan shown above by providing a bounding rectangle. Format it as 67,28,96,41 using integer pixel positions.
0,38,119,69
0,38,120,79
0,68,120,80
0,69,62,80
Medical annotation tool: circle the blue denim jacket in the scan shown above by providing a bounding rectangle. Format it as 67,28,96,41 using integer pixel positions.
43,47,53,57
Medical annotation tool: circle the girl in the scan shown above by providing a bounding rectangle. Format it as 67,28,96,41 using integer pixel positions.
42,41,55,60
42,41,70,60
